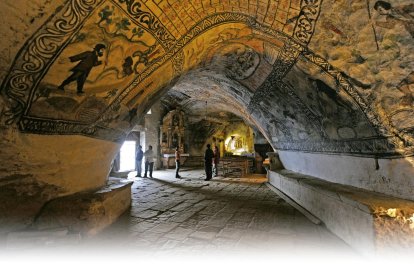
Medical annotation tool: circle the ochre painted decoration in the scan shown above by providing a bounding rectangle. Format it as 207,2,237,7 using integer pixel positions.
1,0,414,157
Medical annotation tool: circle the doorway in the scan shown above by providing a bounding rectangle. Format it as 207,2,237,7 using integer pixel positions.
120,141,136,171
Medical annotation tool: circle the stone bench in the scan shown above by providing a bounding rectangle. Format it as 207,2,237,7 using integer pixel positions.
32,178,133,237
267,170,414,254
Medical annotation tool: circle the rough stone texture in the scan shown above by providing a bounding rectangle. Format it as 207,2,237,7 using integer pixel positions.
0,0,414,237
33,179,132,236
144,101,162,169
84,169,351,254
0,128,119,194
373,207,414,251
268,170,414,254
310,0,414,139
0,182,61,234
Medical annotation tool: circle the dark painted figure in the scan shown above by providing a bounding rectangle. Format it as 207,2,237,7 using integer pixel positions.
204,144,214,181
374,1,414,105
374,1,414,37
122,56,134,77
58,43,106,95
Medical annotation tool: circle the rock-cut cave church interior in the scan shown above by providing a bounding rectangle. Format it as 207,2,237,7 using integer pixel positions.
1,0,414,265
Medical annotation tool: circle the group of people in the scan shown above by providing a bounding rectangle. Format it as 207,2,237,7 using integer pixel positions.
135,145,154,178
134,144,220,180
175,143,220,181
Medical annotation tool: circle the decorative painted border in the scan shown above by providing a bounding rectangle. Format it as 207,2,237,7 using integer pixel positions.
1,2,318,131
299,48,414,155
249,0,322,108
293,0,324,45
4,0,411,157
300,50,388,136
19,116,125,142
276,136,412,158
115,0,176,49
1,0,105,125
91,12,290,128
171,50,185,78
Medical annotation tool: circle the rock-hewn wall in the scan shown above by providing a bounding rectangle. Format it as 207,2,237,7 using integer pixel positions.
1,0,414,228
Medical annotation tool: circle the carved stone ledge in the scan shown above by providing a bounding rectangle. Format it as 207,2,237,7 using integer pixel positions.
33,179,132,236
268,170,414,254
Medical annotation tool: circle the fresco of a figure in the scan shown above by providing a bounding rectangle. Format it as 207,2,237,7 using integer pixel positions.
373,1,414,106
58,44,106,95
373,1,414,38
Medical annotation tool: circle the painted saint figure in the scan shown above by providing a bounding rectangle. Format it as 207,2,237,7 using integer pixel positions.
374,1,414,38
374,1,414,105
58,43,106,95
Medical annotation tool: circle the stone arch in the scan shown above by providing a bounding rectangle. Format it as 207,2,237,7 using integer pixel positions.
1,0,414,203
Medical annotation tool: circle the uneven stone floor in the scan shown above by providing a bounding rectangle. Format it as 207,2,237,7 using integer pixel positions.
85,168,353,256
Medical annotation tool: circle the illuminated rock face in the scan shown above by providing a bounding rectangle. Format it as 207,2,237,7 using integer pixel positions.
0,0,414,216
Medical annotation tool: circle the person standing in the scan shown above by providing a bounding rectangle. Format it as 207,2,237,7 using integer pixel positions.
213,145,220,177
204,144,214,181
135,145,143,177
175,146,181,178
143,145,155,178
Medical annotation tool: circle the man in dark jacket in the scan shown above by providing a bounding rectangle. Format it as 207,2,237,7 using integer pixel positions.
204,144,214,181
58,43,106,95
135,145,143,177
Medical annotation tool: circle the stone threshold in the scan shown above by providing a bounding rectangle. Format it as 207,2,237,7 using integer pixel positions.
267,169,414,254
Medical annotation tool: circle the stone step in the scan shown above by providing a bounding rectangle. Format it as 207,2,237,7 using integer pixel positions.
33,179,133,236
267,169,414,254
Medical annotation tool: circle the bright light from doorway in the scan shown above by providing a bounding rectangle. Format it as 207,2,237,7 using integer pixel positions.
120,141,136,171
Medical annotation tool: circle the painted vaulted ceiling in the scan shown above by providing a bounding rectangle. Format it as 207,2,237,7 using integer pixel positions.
1,0,414,158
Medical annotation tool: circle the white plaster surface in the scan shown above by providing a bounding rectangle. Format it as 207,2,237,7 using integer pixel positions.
268,170,377,253
278,151,414,201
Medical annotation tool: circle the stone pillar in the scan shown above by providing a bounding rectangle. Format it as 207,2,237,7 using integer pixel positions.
144,102,162,170
266,152,284,171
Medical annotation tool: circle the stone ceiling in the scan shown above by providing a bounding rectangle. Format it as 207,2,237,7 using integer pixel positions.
1,0,413,157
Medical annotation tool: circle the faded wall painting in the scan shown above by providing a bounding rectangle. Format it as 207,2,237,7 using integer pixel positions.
310,0,414,143
23,2,164,139
2,0,413,157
